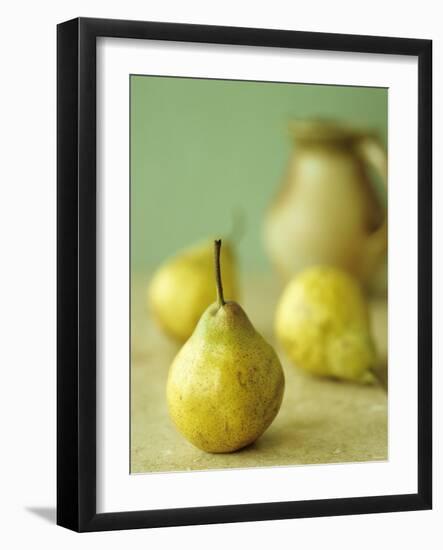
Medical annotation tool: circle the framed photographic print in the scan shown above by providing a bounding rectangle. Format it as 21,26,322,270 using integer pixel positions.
57,17,432,532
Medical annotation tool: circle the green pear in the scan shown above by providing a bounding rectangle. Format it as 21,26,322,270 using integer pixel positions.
167,240,285,453
148,239,238,342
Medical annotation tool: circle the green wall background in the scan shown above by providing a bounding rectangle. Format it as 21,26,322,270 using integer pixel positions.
131,76,387,272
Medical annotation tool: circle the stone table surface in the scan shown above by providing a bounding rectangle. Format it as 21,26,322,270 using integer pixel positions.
131,273,387,474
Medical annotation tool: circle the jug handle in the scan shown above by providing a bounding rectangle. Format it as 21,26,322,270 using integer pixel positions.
356,136,388,279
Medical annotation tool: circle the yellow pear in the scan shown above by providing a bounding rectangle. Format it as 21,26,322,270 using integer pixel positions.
167,240,285,453
148,239,238,342
275,266,377,384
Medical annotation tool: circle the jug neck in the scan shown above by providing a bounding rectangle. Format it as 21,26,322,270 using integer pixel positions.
289,120,375,149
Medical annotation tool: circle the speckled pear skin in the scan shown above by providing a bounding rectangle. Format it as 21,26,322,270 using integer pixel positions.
148,240,238,342
167,301,285,453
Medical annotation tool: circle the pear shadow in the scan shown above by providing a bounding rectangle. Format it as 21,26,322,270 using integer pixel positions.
26,506,56,524
251,417,327,452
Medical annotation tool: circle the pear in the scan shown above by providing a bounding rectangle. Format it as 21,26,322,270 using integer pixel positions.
148,239,238,342
275,266,377,384
167,240,285,453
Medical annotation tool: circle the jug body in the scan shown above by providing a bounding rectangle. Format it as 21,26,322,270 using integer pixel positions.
264,122,387,288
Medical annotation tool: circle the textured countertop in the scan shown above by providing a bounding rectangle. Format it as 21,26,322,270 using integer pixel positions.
131,273,387,473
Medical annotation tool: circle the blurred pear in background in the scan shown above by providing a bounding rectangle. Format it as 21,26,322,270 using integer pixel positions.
275,266,377,384
264,120,388,294
147,239,238,342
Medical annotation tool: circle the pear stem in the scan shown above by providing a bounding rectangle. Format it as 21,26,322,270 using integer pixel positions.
214,239,225,307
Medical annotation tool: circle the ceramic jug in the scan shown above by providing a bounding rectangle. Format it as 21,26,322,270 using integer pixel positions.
264,120,387,290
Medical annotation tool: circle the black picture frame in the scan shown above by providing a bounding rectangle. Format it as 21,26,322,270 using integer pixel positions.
57,17,432,532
